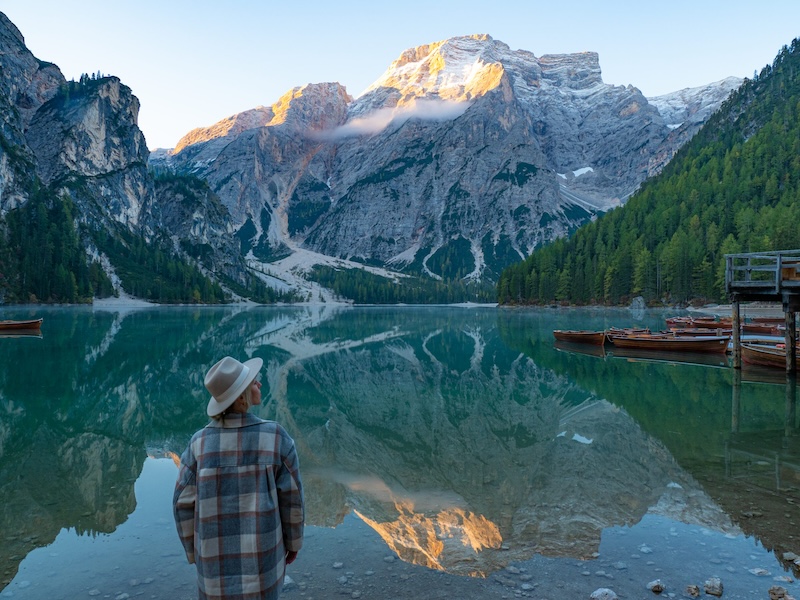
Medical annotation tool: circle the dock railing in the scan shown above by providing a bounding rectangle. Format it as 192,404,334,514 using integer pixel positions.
725,250,800,297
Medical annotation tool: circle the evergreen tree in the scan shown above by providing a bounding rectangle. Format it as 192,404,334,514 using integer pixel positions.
498,37,800,306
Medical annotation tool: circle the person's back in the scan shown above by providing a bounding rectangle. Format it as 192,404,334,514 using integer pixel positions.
174,356,304,600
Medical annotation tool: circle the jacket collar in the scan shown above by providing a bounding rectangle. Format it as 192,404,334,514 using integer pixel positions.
206,412,265,429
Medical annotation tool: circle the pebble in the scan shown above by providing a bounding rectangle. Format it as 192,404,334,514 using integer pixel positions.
333,562,344,569
686,584,700,597
647,579,665,594
704,577,723,597
337,576,348,584
590,588,618,600
749,567,770,576
383,556,396,563
639,544,653,554
88,590,101,597
769,586,789,600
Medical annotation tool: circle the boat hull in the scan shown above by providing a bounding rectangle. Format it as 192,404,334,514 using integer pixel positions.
741,343,800,369
609,335,730,353
553,330,607,345
0,318,42,330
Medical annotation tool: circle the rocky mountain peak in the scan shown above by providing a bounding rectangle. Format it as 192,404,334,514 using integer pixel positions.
267,82,352,130
173,106,275,153
0,12,64,133
647,76,743,129
171,82,351,161
359,34,512,109
538,51,603,91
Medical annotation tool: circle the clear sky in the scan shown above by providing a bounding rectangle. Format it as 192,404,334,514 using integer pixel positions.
3,0,799,150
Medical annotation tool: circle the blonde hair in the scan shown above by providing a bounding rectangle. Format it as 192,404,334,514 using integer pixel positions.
210,383,253,421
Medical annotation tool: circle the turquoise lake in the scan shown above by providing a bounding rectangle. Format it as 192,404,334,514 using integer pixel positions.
0,305,798,599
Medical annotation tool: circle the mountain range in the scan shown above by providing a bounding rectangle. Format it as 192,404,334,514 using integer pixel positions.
0,14,741,303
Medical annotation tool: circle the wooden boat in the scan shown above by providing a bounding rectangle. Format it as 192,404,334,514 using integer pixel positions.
665,316,693,328
741,343,800,370
0,318,42,330
691,317,733,329
667,327,732,337
553,330,607,345
609,334,730,353
749,316,785,325
741,323,779,335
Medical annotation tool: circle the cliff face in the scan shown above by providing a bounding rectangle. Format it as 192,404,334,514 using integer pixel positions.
0,11,245,293
0,12,64,212
25,77,156,230
162,35,741,284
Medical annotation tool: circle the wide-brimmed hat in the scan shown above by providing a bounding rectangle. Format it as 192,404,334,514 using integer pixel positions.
205,356,263,416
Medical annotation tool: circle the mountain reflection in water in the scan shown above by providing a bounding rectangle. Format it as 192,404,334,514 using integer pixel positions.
0,305,798,591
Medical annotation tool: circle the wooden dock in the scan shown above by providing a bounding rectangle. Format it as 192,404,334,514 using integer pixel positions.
725,250,800,372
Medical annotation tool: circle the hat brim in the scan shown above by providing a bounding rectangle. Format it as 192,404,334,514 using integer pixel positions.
206,357,263,416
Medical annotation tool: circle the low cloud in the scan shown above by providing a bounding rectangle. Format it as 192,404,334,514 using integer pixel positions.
311,98,471,141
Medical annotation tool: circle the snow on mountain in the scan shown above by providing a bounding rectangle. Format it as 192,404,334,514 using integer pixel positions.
647,76,742,129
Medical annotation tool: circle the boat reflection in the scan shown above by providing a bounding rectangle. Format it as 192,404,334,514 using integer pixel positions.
607,346,730,368
554,339,607,358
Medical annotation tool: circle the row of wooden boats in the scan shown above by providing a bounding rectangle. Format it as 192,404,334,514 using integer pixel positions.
554,313,798,369
665,315,789,336
553,328,731,353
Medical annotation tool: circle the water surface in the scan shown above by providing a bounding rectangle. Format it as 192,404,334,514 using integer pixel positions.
1,305,798,598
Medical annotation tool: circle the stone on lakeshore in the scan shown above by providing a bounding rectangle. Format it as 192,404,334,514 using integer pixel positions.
647,579,665,594
686,584,700,597
703,577,723,597
333,561,344,569
590,588,618,600
769,586,788,600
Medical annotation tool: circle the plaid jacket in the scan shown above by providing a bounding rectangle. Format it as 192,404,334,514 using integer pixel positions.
174,413,304,600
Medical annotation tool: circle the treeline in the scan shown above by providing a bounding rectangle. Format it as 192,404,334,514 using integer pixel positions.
0,190,113,303
498,37,800,306
91,227,228,304
310,265,496,304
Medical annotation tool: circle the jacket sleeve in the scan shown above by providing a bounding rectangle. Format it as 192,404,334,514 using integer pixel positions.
173,446,198,564
277,431,305,553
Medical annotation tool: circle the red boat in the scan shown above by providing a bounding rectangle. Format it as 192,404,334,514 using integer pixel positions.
0,318,42,331
609,334,729,353
741,343,800,369
553,330,607,345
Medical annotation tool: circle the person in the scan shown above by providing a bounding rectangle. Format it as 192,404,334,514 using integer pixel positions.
173,356,304,599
